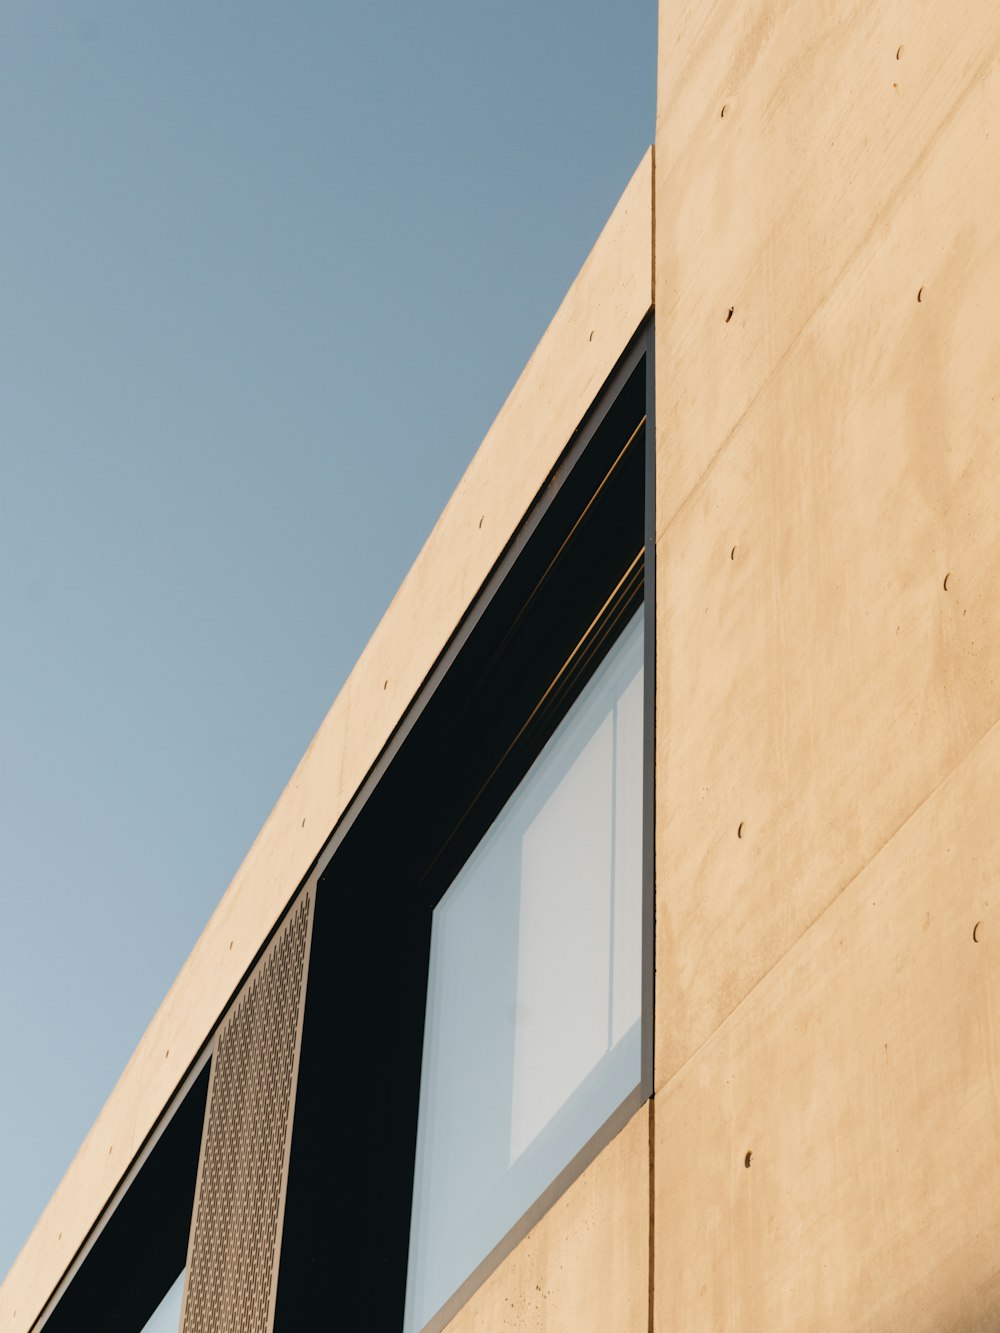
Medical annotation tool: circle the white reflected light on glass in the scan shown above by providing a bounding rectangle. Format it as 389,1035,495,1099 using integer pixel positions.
140,1269,185,1333
405,608,644,1331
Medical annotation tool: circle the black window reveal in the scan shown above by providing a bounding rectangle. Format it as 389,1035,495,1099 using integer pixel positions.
276,321,654,1332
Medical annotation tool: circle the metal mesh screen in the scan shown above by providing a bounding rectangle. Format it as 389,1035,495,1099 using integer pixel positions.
181,890,313,1333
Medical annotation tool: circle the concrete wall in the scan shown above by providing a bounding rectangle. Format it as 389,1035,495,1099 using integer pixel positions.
8,0,1000,1327
653,0,1000,1327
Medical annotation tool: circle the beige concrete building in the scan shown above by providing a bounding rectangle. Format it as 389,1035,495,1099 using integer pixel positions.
4,0,1000,1328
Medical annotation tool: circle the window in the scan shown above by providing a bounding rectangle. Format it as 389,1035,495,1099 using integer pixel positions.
405,605,645,1331
276,322,653,1331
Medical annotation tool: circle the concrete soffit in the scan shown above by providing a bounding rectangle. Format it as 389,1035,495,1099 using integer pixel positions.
0,145,654,1333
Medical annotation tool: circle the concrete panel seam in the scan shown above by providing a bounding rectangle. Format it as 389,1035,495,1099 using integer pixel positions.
654,708,1000,1100
654,25,1000,544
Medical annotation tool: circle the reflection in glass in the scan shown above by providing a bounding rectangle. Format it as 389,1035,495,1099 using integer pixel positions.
405,608,644,1331
140,1269,185,1333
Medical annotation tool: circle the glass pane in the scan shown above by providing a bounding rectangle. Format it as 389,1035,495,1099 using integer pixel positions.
405,607,644,1331
140,1269,185,1333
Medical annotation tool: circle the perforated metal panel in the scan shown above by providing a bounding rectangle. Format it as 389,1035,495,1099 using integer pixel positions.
181,890,313,1333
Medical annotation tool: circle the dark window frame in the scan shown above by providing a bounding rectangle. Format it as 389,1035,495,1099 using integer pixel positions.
277,317,655,1331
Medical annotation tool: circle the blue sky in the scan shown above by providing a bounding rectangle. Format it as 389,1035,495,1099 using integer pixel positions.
0,0,655,1279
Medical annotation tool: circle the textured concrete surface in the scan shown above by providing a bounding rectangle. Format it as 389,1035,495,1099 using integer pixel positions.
653,0,1000,1326
654,719,1000,1331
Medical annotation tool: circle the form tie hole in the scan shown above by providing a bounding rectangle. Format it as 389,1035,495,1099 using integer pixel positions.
725,306,734,323
745,1150,753,1168
974,922,982,943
